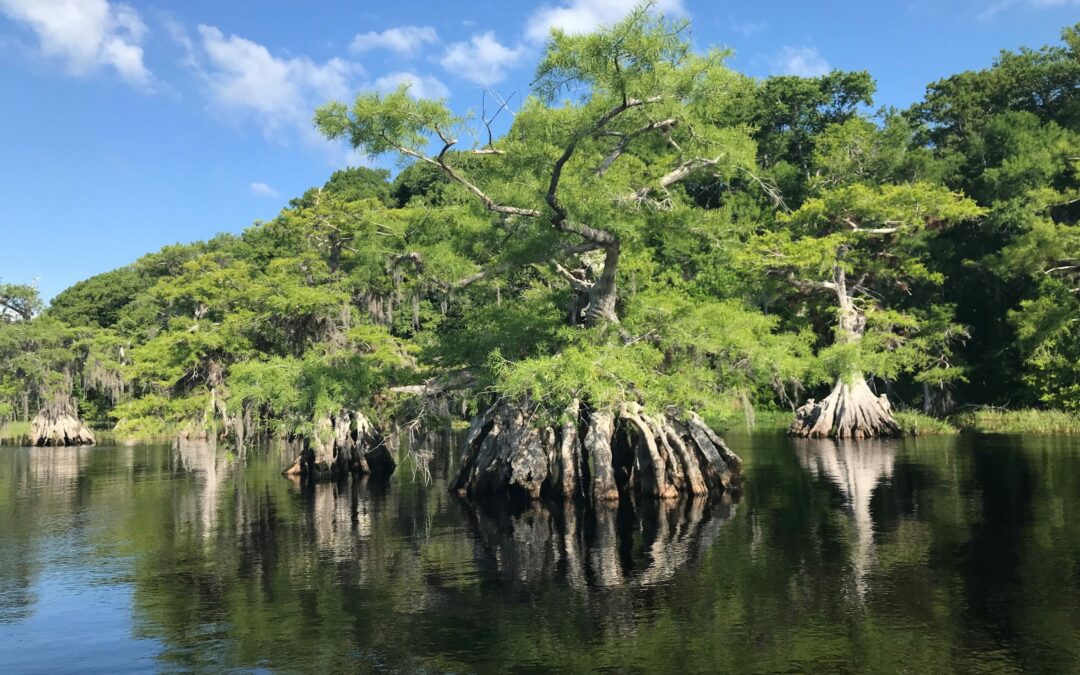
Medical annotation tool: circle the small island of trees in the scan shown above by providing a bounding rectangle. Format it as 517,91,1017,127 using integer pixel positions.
2,9,1079,502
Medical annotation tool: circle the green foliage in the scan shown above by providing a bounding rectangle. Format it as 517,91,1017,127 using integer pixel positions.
47,268,148,328
741,70,876,205
893,411,959,435
0,282,43,322
908,24,1080,406
6,13,1080,441
951,408,1080,434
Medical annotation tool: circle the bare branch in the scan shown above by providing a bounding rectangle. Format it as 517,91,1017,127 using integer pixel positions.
786,272,838,293
595,117,678,176
388,370,475,397
479,89,515,154
384,133,541,218
1045,264,1080,275
554,263,593,293
627,156,722,203
843,217,899,235
740,166,789,213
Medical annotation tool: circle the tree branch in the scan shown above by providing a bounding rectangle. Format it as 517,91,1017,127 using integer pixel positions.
387,370,475,397
627,156,722,203
546,96,662,243
595,117,678,176
740,166,789,212
843,217,899,235
386,133,541,218
553,263,593,293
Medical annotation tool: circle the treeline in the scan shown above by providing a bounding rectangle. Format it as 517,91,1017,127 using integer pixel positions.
2,13,1078,445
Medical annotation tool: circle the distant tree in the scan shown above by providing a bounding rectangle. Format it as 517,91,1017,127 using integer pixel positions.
0,282,42,322
48,268,148,328
909,23,1080,406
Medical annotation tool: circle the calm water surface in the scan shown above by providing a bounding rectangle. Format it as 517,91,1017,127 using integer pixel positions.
1,432,1079,673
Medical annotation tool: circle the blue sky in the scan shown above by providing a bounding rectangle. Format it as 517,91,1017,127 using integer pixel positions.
2,0,1078,301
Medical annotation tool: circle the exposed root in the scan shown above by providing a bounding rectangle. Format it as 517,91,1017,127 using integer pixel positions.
283,409,396,479
790,376,901,439
29,409,95,446
451,398,741,502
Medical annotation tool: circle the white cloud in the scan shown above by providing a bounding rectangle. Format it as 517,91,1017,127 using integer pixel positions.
349,25,438,56
440,32,525,85
771,45,830,77
171,23,448,165
250,182,278,197
525,0,686,43
373,71,449,99
0,0,150,85
193,25,361,139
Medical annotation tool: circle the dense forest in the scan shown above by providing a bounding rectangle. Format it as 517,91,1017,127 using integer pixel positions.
2,11,1078,492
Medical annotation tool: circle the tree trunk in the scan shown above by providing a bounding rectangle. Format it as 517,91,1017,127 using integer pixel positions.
790,260,901,439
586,246,619,326
29,400,95,446
284,409,396,479
561,245,621,327
790,375,901,439
451,398,741,503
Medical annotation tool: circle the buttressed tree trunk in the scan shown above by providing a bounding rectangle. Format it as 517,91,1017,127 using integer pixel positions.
451,399,741,503
790,263,901,439
29,394,95,447
282,409,396,479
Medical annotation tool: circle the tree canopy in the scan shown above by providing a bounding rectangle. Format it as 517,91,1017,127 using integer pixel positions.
2,11,1079,446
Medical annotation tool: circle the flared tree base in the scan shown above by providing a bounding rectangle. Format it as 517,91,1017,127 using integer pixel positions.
29,410,96,446
451,398,742,503
283,409,396,479
790,377,901,439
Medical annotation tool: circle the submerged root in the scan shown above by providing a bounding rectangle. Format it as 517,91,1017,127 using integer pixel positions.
451,398,741,503
283,409,396,479
790,376,901,439
29,409,95,446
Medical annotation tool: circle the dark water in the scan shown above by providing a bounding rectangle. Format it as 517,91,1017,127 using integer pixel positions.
1,432,1079,673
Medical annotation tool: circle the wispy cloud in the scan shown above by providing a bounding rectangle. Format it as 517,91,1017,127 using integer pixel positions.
771,45,830,77
349,25,438,56
170,22,448,163
250,182,278,198
189,24,361,141
373,71,449,99
440,32,525,85
0,0,151,86
525,0,686,43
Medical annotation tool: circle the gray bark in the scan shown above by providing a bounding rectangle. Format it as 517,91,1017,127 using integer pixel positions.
451,398,741,503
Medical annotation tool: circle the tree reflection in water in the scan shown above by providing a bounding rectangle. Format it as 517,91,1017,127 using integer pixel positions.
795,438,897,597
462,494,738,590
4,435,1080,672
172,440,231,543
